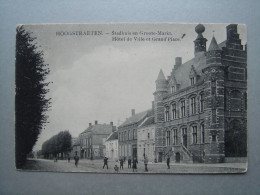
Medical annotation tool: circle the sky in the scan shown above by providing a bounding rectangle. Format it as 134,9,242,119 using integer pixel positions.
23,23,247,151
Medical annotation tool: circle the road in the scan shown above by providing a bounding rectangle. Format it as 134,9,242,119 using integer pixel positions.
21,158,247,174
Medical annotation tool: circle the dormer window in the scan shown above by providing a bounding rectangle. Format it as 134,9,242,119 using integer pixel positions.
171,86,175,93
190,77,195,85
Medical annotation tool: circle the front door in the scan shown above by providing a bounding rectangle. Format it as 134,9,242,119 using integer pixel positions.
133,148,137,160
175,152,180,163
158,152,163,162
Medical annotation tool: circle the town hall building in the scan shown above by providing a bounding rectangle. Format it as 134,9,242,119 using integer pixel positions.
153,24,247,163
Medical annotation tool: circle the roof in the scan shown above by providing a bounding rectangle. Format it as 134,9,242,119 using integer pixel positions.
208,36,221,51
119,109,152,128
157,69,166,80
167,36,226,90
80,124,113,135
106,131,118,141
138,116,155,128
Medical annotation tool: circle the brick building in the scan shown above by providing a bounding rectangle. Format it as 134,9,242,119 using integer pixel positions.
79,121,116,159
118,109,152,160
153,24,247,163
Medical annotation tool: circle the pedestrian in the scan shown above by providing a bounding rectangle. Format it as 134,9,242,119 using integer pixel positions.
128,158,131,168
124,156,126,163
167,156,170,169
132,157,138,172
68,157,70,163
144,157,148,172
74,154,79,167
120,158,124,170
114,164,119,173
103,157,108,169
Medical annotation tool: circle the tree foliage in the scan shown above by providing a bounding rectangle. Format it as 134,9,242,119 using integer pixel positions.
15,26,51,168
42,131,72,157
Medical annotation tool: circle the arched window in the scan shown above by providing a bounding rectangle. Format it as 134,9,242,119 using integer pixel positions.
165,106,170,121
173,128,178,145
192,126,197,144
180,100,186,117
190,96,196,115
201,123,205,144
200,93,204,112
171,103,177,119
166,130,171,146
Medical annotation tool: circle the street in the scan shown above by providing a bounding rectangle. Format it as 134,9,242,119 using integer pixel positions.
22,158,247,174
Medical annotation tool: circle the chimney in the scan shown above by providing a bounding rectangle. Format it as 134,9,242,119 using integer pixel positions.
175,57,182,66
131,109,135,116
89,123,92,127
95,120,98,125
110,121,113,126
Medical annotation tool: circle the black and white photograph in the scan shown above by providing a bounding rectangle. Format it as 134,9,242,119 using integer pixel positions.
15,23,247,174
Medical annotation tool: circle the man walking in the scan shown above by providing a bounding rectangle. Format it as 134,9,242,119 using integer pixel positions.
132,158,138,172
103,157,108,169
144,157,148,172
167,156,170,169
128,158,131,168
74,154,79,167
120,158,124,170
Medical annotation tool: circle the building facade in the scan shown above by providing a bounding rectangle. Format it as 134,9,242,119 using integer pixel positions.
105,131,119,161
137,116,156,162
79,121,116,159
68,137,81,158
118,109,152,160
153,24,247,163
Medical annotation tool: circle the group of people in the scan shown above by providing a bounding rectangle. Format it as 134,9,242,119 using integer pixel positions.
113,157,139,173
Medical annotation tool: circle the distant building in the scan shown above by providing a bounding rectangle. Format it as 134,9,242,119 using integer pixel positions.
105,131,119,161
153,24,247,163
69,137,80,158
79,121,116,159
118,109,152,160
137,116,156,162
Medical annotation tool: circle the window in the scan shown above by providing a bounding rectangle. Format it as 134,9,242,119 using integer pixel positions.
119,133,121,142
166,130,171,146
133,129,137,140
230,90,242,111
190,77,195,85
201,124,205,143
200,93,204,112
171,86,175,93
172,103,177,119
192,126,197,144
165,106,170,121
173,129,178,145
128,130,131,140
124,131,127,141
181,100,186,117
212,135,216,142
190,97,196,114
148,133,150,139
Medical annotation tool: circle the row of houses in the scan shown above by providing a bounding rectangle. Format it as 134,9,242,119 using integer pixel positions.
70,24,247,164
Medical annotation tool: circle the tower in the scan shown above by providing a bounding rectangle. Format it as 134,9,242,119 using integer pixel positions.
202,36,225,163
194,24,207,56
154,69,168,162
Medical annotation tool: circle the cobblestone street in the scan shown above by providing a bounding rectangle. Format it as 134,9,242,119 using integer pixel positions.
22,158,247,174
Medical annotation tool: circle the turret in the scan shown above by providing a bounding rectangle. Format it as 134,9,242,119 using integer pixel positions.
194,24,207,56
155,69,168,92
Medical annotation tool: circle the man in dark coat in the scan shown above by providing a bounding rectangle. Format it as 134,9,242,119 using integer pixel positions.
144,157,148,172
103,157,108,169
120,158,124,170
74,154,79,167
167,156,170,169
132,158,138,172
128,158,131,168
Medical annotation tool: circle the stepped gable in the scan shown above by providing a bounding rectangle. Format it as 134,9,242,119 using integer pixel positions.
119,109,152,128
138,116,155,128
106,131,118,141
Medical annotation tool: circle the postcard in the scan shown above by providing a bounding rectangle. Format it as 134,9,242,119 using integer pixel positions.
15,23,247,173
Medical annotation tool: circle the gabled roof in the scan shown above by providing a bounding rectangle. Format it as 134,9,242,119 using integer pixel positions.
80,124,113,135
138,116,155,128
106,131,118,141
119,109,152,128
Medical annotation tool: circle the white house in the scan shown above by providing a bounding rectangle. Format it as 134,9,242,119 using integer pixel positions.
105,131,118,161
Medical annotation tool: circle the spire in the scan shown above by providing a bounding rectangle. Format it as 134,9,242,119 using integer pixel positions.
208,36,221,51
157,69,166,81
194,24,207,56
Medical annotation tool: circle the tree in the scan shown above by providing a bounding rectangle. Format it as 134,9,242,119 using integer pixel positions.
15,26,51,168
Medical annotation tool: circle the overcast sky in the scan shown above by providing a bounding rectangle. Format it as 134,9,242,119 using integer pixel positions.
24,23,247,151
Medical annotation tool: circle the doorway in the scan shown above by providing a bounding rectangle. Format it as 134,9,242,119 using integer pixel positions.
175,152,180,163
